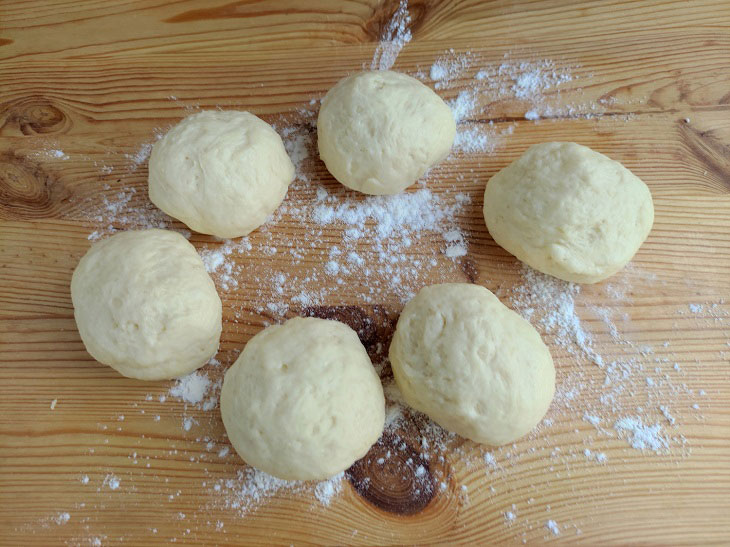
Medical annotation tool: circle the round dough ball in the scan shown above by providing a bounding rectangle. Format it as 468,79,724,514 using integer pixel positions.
483,142,654,283
317,70,456,195
71,229,222,381
389,283,555,446
149,110,295,238
221,317,385,481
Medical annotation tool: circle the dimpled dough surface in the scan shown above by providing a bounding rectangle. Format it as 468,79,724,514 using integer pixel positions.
71,229,222,381
389,284,555,446
483,142,654,284
317,70,456,195
220,317,385,481
149,110,295,238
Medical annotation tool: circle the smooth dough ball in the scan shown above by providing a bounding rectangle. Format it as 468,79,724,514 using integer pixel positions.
389,283,555,446
483,142,654,283
221,317,385,481
317,70,456,195
71,229,222,380
149,110,295,238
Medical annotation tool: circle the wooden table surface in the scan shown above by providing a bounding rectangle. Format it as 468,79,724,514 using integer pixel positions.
2,1,730,545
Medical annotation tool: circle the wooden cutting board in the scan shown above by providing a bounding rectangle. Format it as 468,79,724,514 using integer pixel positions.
1,1,729,544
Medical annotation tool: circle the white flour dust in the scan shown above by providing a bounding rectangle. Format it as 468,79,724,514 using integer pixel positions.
213,467,345,516
614,416,669,452
371,0,412,71
427,54,595,155
169,372,211,405
102,474,120,491
504,265,697,457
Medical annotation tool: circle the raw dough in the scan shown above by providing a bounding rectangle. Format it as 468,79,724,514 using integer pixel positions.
71,229,222,380
389,283,555,446
317,70,456,195
483,142,654,283
220,317,385,481
149,110,295,238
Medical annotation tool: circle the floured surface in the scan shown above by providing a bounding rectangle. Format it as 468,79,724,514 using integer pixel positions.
1,0,730,545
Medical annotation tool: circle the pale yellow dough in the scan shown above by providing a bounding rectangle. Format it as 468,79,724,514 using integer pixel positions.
483,142,654,283
389,283,555,446
149,110,294,238
71,229,222,381
220,317,385,481
317,71,456,195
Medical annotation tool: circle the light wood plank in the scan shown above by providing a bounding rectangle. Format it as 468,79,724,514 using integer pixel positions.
1,1,729,544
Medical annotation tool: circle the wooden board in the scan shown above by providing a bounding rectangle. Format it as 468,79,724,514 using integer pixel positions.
2,0,730,544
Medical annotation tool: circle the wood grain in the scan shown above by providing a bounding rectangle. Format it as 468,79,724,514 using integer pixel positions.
2,1,730,545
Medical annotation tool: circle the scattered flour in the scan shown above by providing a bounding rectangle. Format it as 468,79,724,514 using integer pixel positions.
282,132,310,182
613,417,669,452
310,188,465,240
53,512,71,525
124,141,153,171
509,266,602,365
30,148,70,161
546,519,560,536
371,0,412,71
199,238,252,291
198,178,473,313
453,125,493,154
102,474,120,490
84,185,172,241
169,372,211,405
218,467,345,515
448,89,478,124
313,472,345,506
429,50,473,89
433,55,597,155
505,60,574,99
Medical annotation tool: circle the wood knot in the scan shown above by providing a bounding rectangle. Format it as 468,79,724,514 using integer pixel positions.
4,98,69,135
0,153,69,220
347,431,435,515
301,305,398,366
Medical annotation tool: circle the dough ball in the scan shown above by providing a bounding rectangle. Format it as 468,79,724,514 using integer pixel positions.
317,70,456,195
221,317,385,480
483,142,654,283
389,283,555,446
149,110,295,238
71,229,222,380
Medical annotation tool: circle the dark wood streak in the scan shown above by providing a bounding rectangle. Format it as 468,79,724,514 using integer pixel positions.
164,2,340,24
459,255,479,284
346,431,435,515
679,121,730,191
